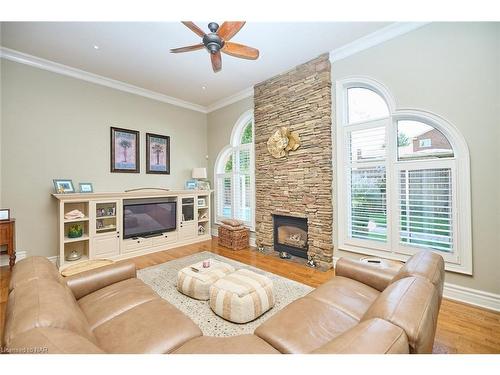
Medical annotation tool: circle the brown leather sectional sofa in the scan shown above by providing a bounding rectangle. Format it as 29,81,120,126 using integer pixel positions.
2,251,444,354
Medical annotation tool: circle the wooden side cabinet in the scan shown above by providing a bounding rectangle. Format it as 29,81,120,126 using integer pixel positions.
0,219,16,269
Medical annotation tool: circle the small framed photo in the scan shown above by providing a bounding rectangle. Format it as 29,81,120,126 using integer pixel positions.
53,179,75,194
197,181,210,190
146,133,170,174
0,209,10,221
79,182,94,193
185,179,197,190
111,127,140,173
197,198,206,207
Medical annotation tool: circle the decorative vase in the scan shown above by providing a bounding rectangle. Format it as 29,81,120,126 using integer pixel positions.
67,224,83,238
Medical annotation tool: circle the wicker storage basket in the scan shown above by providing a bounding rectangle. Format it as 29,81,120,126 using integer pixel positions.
218,225,249,250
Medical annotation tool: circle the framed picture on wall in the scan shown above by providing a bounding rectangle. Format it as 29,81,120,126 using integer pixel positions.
110,127,140,173
146,133,170,174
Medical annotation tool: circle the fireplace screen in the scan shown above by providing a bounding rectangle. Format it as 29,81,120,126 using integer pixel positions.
277,225,307,250
273,214,308,258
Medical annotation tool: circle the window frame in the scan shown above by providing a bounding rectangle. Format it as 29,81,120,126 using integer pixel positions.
214,110,255,230
335,77,472,274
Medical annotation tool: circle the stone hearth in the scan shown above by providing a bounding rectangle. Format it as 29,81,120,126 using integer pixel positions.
254,54,334,270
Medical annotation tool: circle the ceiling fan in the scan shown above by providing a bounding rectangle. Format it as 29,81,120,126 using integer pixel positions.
170,21,259,73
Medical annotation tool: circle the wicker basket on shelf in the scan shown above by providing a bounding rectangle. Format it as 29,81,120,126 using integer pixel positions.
218,220,249,250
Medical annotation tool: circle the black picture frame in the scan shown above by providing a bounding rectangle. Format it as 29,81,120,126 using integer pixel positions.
0,208,10,221
146,132,170,174
110,127,140,173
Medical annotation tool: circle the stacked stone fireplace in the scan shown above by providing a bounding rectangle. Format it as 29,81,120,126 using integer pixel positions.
254,54,334,270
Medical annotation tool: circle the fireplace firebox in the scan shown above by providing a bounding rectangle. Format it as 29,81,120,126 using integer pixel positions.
273,214,308,259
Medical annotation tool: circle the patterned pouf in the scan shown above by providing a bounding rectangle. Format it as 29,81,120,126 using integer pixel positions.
209,269,275,323
177,259,235,300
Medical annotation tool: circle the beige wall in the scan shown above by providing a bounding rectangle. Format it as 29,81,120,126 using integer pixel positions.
206,96,254,227
332,22,500,294
1,60,207,258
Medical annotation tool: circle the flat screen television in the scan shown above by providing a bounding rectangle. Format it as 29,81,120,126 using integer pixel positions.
123,198,177,239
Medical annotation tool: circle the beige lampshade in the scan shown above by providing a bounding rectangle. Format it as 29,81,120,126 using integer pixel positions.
192,167,207,179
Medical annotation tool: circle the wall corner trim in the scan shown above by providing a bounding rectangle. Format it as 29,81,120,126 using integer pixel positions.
329,22,430,63
0,46,208,113
205,87,254,113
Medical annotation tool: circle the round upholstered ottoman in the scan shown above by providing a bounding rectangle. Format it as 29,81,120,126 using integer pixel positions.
177,259,235,300
209,269,275,323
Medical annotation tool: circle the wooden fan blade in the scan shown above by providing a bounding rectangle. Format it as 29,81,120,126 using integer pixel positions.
181,21,206,37
222,42,259,60
210,51,222,73
170,44,205,53
217,21,245,41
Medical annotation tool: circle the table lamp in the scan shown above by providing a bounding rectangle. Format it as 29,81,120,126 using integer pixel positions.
192,167,207,180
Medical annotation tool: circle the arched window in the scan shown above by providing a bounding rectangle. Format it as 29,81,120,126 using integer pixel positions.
336,77,472,274
214,110,255,228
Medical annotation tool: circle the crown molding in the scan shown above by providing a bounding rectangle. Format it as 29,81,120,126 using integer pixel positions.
0,47,207,113
329,22,430,63
1,24,428,114
205,86,254,113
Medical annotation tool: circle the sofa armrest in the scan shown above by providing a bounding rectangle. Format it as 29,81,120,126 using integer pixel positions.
65,262,136,300
311,318,409,354
335,258,399,292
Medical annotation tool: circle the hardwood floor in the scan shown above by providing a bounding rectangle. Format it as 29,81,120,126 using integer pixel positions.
1,238,499,353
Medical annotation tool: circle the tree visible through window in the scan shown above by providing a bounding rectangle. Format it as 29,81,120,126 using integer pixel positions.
337,78,472,274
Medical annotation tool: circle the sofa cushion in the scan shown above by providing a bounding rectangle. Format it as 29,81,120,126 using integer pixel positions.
312,318,409,354
78,278,159,330
254,296,358,353
93,299,202,353
4,278,96,346
307,276,379,320
174,334,280,354
7,327,104,354
9,256,62,292
362,276,440,354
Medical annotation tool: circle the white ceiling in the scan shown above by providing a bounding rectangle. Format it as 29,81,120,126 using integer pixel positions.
0,22,390,107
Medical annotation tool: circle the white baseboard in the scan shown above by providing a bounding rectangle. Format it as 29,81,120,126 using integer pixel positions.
211,228,256,247
443,283,500,312
0,250,27,266
47,256,59,265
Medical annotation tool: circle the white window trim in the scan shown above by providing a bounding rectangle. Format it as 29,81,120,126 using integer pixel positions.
214,109,255,230
335,76,472,275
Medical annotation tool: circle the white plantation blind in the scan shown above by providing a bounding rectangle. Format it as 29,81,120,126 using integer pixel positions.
350,166,387,242
347,121,388,244
399,168,453,252
349,126,386,162
216,174,232,219
234,146,253,223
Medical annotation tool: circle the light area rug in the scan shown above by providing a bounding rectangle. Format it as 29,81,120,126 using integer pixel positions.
137,251,314,337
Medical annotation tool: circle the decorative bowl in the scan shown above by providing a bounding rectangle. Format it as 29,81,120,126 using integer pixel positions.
65,250,82,261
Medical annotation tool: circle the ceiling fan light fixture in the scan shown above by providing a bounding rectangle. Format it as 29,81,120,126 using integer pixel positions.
171,21,259,73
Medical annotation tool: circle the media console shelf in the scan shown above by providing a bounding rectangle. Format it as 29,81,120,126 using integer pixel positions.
53,190,212,271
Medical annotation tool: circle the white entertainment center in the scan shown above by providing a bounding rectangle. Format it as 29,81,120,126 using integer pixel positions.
53,189,212,271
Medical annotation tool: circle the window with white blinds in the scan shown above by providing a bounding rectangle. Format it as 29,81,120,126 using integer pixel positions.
336,78,472,274
399,168,453,252
214,113,255,228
